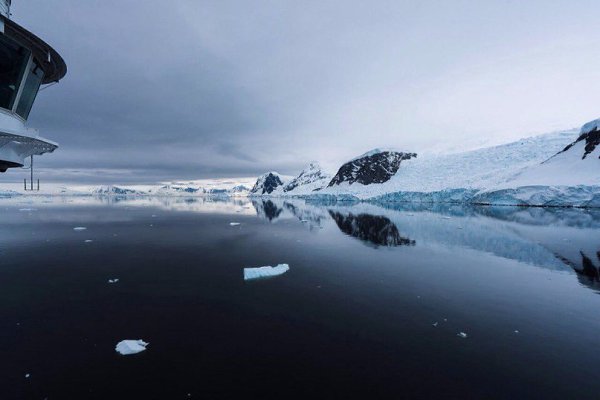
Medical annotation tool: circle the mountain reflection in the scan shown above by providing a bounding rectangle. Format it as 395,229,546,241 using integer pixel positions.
246,198,600,293
329,211,415,247
555,251,600,291
252,199,283,221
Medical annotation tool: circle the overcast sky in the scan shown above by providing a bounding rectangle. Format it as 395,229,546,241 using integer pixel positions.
7,0,600,183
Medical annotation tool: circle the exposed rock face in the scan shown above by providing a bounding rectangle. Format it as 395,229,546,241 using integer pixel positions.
559,119,600,160
250,172,284,195
284,162,330,193
328,150,417,187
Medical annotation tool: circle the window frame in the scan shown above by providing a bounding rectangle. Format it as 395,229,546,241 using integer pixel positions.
14,54,43,120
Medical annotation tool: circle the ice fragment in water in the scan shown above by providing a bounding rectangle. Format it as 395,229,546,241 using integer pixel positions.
229,222,241,226
73,227,87,231
244,264,289,281
108,279,119,284
115,340,148,355
457,332,468,338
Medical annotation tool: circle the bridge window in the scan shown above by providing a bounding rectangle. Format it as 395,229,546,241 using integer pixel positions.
0,34,30,112
15,60,44,119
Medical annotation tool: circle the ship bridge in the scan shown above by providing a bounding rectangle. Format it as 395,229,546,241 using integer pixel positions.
0,0,66,172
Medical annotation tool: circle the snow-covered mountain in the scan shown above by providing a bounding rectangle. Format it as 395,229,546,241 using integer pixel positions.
92,185,146,195
328,149,417,186
471,119,600,206
3,119,598,207
283,162,331,194
249,172,287,195
250,120,600,206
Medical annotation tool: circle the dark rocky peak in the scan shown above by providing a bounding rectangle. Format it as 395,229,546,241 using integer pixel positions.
558,119,600,160
328,149,417,186
250,172,284,195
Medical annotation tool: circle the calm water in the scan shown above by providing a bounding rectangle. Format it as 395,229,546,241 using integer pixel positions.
1,196,600,399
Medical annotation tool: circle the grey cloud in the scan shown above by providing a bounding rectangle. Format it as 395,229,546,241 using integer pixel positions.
2,0,599,183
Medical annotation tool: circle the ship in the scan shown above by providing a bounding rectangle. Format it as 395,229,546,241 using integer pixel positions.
0,0,66,173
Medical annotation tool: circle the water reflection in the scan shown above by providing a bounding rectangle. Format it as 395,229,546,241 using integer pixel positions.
252,199,283,221
246,198,600,293
555,250,600,291
3,195,600,294
329,211,415,247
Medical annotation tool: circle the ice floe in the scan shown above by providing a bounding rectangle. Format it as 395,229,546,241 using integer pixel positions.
73,227,87,231
244,264,290,281
115,340,148,355
108,279,119,284
229,222,241,226
457,332,468,338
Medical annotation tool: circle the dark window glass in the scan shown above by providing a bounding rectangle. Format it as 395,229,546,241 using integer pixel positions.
16,61,44,120
0,34,30,111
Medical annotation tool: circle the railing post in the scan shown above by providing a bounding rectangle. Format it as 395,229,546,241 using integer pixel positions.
30,155,33,191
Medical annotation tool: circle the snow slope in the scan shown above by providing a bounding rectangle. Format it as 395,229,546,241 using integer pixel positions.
282,162,331,195
473,120,600,207
318,129,577,200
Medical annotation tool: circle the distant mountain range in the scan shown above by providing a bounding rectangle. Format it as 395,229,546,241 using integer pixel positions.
2,118,599,207
249,118,600,207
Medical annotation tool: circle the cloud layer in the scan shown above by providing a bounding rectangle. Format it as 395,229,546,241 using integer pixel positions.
7,0,600,183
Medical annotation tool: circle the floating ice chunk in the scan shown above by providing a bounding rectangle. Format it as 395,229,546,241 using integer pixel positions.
84,239,93,243
229,222,241,226
300,219,309,223
244,264,289,281
115,340,148,355
25,373,30,378
73,227,87,231
514,330,519,334
108,279,119,284
432,322,438,327
457,332,468,338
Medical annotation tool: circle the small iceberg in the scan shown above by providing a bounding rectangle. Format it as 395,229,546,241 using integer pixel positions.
108,279,119,284
84,239,93,243
244,264,289,281
229,222,241,226
457,332,468,338
73,227,87,231
115,340,148,355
